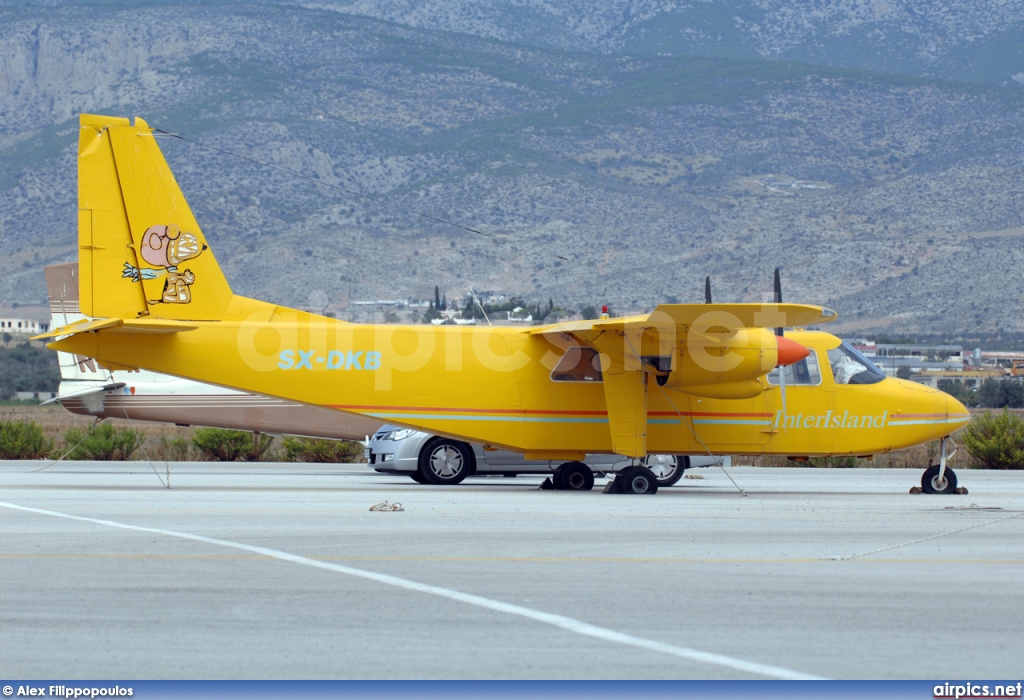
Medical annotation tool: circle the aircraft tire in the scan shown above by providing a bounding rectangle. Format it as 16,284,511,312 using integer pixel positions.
921,465,957,494
617,466,659,495
418,438,472,485
553,461,594,491
644,454,689,487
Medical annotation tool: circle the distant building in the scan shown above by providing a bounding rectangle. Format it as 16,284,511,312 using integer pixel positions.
874,343,964,361
0,318,49,335
430,309,476,325
844,341,965,377
506,307,533,323
15,391,55,401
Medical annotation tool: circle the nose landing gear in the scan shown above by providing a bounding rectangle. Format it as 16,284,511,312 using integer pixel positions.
920,436,962,494
921,464,957,494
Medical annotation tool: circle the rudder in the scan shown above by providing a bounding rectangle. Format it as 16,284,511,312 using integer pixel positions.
78,114,234,321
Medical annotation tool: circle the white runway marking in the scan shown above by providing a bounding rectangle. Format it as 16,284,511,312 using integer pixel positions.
1,500,824,680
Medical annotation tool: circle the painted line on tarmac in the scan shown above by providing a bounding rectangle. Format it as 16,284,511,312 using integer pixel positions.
7,552,1024,565
1,499,822,680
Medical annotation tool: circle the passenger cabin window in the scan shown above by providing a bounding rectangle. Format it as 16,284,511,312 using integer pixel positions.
551,346,603,382
767,350,822,386
827,342,886,385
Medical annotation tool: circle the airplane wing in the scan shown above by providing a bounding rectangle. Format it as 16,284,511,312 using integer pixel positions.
533,303,835,339
532,302,837,457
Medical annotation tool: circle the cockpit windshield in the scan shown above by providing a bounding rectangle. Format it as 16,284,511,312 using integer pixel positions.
827,342,886,385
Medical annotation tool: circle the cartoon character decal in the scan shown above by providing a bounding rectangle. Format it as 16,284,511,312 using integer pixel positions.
122,224,207,304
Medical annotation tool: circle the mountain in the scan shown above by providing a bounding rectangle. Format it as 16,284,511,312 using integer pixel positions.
1,1,1023,335
312,0,1024,86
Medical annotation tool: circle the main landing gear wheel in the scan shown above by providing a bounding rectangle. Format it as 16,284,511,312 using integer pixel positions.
552,461,595,491
643,455,689,487
417,438,472,485
921,464,957,494
611,466,659,495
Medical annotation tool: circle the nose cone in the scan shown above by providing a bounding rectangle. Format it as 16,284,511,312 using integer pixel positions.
776,335,810,367
944,392,971,432
890,378,971,440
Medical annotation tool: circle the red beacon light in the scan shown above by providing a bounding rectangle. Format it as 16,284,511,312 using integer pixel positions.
600,304,609,319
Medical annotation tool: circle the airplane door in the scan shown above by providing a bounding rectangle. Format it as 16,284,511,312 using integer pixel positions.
675,388,772,452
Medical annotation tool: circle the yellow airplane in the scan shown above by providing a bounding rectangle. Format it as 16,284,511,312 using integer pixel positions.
39,114,970,495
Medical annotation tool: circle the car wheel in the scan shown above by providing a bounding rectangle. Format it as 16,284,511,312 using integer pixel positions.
418,438,472,485
643,454,688,487
409,471,427,484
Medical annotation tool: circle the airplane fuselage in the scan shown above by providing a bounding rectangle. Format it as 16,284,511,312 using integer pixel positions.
53,302,967,459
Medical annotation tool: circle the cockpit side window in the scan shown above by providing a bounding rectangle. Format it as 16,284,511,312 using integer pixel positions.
767,350,822,386
550,346,603,382
827,342,886,385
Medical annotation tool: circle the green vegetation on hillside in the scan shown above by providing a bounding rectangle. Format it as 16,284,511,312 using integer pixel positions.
0,344,59,399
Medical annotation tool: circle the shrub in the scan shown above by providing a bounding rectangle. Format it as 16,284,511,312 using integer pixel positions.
962,409,1024,470
811,455,859,468
156,434,193,461
0,419,53,459
282,436,363,463
62,422,141,460
874,440,940,469
191,428,274,461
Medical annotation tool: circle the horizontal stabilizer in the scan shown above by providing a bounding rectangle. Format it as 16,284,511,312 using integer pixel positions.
32,317,123,340
34,317,198,341
41,382,126,405
117,319,200,334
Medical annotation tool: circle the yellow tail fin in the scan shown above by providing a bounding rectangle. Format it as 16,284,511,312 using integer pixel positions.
78,114,234,321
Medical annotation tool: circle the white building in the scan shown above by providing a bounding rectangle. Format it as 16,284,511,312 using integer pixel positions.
0,318,49,335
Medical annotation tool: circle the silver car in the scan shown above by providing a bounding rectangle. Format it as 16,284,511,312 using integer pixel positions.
365,425,729,490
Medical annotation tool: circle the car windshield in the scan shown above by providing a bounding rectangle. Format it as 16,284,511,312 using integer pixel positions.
827,342,886,385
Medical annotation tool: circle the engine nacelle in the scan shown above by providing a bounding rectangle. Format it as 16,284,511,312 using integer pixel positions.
656,326,780,395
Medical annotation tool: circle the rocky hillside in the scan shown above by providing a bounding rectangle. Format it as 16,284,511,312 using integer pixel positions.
317,0,1024,85
1,1,1023,335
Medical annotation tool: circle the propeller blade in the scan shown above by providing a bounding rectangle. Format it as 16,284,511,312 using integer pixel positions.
773,269,791,417
780,364,787,417
704,276,712,304
773,268,784,336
